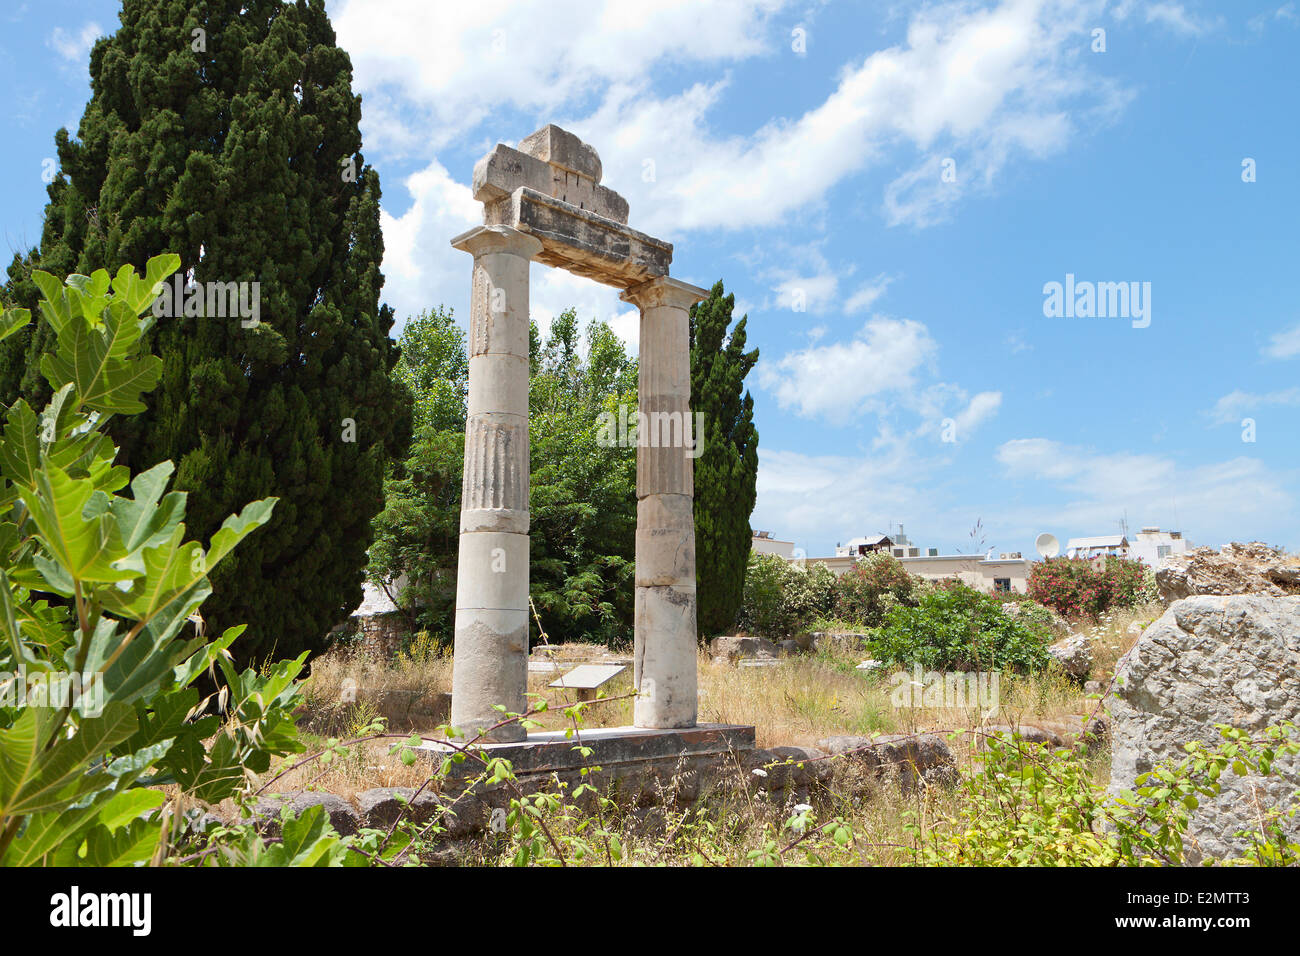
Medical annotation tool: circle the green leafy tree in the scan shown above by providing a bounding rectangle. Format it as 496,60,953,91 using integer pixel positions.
367,308,466,639
529,310,638,645
689,281,759,638
0,0,408,666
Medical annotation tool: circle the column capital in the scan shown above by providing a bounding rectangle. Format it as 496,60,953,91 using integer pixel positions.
451,224,543,260
621,276,709,311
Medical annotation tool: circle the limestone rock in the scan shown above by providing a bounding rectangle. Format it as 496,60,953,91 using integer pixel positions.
1110,595,1300,862
1048,633,1093,680
815,733,958,790
1155,541,1300,603
985,724,1065,748
811,631,871,654
710,634,778,661
252,791,361,837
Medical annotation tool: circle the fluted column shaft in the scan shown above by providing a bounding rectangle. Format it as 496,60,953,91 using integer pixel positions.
450,225,542,742
621,277,708,729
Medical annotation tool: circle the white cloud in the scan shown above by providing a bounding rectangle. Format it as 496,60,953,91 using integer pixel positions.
951,390,1003,437
1208,387,1300,425
378,160,481,331
1248,3,1298,32
994,437,1292,545
1140,2,1223,36
773,273,840,315
757,316,937,422
753,445,935,554
1263,322,1300,359
332,0,789,152
342,0,1132,239
530,268,638,352
47,22,101,62
844,273,894,314
578,0,1128,234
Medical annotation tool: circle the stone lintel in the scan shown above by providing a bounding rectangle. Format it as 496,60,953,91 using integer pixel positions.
621,275,710,311
492,187,673,288
418,723,755,776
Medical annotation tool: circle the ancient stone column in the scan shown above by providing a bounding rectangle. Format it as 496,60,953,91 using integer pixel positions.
621,277,709,729
449,225,542,742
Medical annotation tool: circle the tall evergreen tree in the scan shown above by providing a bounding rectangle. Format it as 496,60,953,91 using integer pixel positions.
689,281,760,638
0,0,409,664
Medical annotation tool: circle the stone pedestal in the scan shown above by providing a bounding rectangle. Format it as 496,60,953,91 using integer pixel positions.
621,277,709,729
449,225,542,743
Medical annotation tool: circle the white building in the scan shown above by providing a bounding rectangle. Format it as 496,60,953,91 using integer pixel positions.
1065,535,1129,559
751,530,795,560
1127,527,1190,569
822,525,1030,594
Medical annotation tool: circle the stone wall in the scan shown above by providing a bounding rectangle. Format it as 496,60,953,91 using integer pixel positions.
355,610,409,659
232,732,958,863
1110,595,1300,862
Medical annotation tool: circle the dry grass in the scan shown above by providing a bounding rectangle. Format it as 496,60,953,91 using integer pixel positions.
275,633,1107,798
1075,601,1165,684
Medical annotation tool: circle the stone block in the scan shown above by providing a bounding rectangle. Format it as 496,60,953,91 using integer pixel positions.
518,124,603,181
1110,596,1300,862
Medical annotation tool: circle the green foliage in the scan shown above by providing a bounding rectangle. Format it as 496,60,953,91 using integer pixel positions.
1027,555,1152,621
2,0,409,667
739,552,924,638
871,581,1053,674
689,282,759,638
916,723,1300,866
0,259,310,866
367,308,466,640
529,311,637,645
831,552,921,628
737,553,836,637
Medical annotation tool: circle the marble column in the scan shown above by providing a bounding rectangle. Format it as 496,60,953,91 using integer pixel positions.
620,276,708,729
449,225,542,742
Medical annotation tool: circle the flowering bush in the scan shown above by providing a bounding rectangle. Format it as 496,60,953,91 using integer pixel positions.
1027,556,1151,621
831,552,921,627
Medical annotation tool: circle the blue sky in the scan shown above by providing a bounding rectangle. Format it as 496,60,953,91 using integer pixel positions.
3,0,1298,559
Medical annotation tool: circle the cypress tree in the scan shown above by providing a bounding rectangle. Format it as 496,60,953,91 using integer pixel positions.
1,0,409,665
689,281,760,638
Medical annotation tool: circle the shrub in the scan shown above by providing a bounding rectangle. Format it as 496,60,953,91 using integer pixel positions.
871,582,1053,673
916,722,1300,866
1027,555,1151,621
831,552,920,628
737,553,835,637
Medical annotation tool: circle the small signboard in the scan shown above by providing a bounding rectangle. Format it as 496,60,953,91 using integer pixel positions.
549,663,627,701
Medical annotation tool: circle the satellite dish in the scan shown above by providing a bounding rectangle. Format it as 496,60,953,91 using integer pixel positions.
1035,532,1060,559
